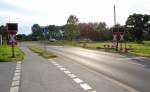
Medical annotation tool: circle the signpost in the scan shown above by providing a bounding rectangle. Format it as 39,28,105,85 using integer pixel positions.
42,27,49,50
7,23,18,58
0,34,2,45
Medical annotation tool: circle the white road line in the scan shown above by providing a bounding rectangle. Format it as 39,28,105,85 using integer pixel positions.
13,76,20,81
17,61,21,64
57,65,63,68
14,73,20,76
73,78,83,83
10,61,21,92
80,83,92,90
64,71,71,74
12,81,20,86
48,59,52,61
54,63,59,66
68,74,77,78
16,67,21,70
60,68,66,71
15,70,20,73
10,86,19,92
50,60,96,91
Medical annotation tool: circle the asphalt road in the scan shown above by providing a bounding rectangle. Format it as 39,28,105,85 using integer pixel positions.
20,46,87,92
40,45,150,92
18,43,130,92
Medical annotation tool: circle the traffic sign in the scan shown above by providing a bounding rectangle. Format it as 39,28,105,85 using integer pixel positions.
42,27,49,34
7,23,18,35
9,35,16,43
6,23,18,58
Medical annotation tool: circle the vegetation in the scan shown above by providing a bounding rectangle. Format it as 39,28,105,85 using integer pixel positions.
28,46,57,59
64,15,80,40
0,45,24,62
125,14,150,43
29,13,150,43
127,41,150,57
48,40,150,57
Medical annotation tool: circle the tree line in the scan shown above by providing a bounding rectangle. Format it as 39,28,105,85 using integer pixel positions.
30,13,150,43
0,13,150,43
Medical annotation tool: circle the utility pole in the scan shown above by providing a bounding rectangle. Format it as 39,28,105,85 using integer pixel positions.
114,5,119,51
114,5,116,25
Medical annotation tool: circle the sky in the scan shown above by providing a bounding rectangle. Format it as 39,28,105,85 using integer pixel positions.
0,0,150,35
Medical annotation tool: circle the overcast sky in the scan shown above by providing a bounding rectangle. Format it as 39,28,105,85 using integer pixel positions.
0,0,150,34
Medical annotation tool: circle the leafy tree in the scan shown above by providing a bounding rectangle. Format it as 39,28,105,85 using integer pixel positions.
79,23,92,39
48,25,62,39
16,34,28,41
90,22,112,41
64,15,80,40
0,25,7,43
31,24,42,40
0,25,7,38
126,13,150,42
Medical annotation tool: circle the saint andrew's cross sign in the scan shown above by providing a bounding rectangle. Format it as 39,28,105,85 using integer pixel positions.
7,23,18,58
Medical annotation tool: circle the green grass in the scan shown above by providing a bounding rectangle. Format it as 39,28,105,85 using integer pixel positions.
0,45,24,62
28,46,57,59
48,40,150,57
127,41,150,57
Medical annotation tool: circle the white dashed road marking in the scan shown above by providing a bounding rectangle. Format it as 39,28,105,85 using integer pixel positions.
15,70,20,73
68,74,77,78
10,61,22,92
73,78,83,83
14,73,20,76
60,68,67,71
13,76,20,81
12,81,20,86
57,65,63,68
10,86,19,92
49,59,96,91
64,71,71,74
80,83,92,90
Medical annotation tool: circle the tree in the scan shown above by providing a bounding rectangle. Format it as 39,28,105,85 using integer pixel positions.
48,25,62,39
89,22,112,41
0,25,7,43
31,24,42,40
0,25,7,37
79,23,92,39
64,15,80,40
16,34,28,41
126,13,150,42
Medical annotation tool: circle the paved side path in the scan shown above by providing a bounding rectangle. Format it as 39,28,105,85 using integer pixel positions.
20,46,85,92
0,62,16,92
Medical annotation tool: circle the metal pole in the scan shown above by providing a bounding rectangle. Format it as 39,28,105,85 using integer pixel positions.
114,5,118,51
12,41,15,58
114,5,116,25
0,34,2,45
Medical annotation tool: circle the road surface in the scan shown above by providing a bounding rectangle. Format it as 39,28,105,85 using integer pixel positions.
18,44,129,92
34,43,150,92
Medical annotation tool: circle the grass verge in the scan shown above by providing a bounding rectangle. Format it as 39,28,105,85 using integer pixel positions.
0,45,24,62
48,40,150,57
28,46,57,59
